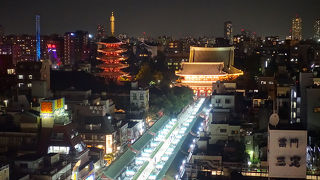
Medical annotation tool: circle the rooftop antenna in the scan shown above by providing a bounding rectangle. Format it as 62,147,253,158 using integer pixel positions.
36,15,41,61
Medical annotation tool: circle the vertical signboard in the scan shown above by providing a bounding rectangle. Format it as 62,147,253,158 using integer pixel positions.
268,129,307,179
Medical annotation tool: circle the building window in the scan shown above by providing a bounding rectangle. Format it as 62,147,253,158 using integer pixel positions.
7,69,15,75
28,75,32,79
293,102,296,108
140,93,144,100
220,129,227,133
261,81,266,84
18,83,24,87
216,99,221,103
18,75,24,79
27,83,32,88
269,81,274,85
133,93,137,100
225,99,231,104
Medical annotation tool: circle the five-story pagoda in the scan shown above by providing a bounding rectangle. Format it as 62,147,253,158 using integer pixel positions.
96,12,128,82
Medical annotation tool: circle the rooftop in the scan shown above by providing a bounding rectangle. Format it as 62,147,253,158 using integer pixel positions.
16,153,43,161
177,62,226,76
100,36,122,44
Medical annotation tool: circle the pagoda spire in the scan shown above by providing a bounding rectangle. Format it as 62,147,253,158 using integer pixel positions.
110,12,115,36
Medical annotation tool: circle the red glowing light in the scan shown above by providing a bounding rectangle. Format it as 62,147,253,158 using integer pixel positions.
52,45,56,48
47,44,52,48
241,29,244,32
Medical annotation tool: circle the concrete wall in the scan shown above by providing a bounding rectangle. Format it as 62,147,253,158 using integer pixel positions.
211,94,235,110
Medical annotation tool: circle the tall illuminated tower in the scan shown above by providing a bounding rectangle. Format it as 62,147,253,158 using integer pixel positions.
314,19,320,40
224,21,233,45
110,12,115,36
291,15,302,41
36,15,41,61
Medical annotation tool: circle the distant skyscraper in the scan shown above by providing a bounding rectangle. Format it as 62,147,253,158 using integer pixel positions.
314,19,320,40
224,21,233,45
96,24,106,41
291,16,302,41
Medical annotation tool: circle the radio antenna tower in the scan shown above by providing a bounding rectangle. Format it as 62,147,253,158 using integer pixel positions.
36,15,41,61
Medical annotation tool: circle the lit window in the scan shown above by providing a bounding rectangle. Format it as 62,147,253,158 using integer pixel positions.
293,112,296,118
18,75,24,79
7,69,15,75
269,81,274,85
293,102,296,108
314,107,320,113
261,81,266,84
294,91,297,98
28,75,32,79
18,83,24,87
27,83,32,88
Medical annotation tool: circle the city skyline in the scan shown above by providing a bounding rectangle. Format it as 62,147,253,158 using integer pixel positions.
1,0,320,38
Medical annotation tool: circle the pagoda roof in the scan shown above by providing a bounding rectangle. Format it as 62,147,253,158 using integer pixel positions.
177,62,227,76
97,63,129,69
98,71,128,77
100,36,122,44
97,55,127,60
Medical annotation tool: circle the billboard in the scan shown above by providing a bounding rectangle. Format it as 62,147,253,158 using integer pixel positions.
40,101,54,114
268,129,307,179
40,98,65,115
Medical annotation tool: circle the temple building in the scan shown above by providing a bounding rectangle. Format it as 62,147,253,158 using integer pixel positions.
176,46,243,96
96,12,129,82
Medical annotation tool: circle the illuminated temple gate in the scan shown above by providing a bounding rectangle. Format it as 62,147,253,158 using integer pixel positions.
176,46,243,97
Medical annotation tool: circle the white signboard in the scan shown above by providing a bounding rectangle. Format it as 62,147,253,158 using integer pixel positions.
268,129,307,179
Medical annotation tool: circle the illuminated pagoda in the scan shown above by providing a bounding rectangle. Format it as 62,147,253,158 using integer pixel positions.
96,12,129,82
176,46,243,96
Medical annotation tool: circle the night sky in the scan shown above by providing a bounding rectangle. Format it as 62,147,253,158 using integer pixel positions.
1,0,319,38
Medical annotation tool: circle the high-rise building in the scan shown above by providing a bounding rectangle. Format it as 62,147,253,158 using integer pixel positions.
224,21,233,44
314,19,320,40
291,16,302,41
63,31,90,66
5,34,37,64
96,24,106,41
